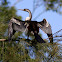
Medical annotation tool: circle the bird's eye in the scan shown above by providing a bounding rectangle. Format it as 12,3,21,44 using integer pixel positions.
24,9,26,11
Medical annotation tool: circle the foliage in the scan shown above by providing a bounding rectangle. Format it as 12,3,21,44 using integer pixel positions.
0,0,22,39
33,0,62,14
0,40,62,62
44,0,62,13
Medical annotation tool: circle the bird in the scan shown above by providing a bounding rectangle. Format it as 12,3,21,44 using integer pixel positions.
8,17,53,43
8,9,53,43
18,9,53,43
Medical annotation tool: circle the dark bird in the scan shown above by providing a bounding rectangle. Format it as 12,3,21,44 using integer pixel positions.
8,9,53,43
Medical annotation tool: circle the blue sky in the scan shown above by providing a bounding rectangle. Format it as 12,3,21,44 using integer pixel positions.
8,0,62,39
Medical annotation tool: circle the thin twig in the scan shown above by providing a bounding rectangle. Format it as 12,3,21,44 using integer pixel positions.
33,10,46,20
44,29,62,40
32,0,36,15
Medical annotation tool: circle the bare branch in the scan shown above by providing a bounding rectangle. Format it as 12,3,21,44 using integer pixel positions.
33,10,46,20
0,39,6,41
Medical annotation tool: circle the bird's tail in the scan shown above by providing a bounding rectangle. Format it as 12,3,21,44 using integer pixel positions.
34,33,45,43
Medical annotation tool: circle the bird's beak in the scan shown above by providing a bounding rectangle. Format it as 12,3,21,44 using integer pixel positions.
18,9,24,11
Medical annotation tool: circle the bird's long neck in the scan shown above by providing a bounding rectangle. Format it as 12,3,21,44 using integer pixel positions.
26,10,32,21
29,11,32,20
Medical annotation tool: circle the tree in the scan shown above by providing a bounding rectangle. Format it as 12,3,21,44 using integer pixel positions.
0,0,62,62
0,0,21,39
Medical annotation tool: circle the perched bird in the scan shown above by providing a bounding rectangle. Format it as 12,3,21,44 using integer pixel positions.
8,9,53,43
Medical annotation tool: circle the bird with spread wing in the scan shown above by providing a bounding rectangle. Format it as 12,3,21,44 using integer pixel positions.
8,9,53,43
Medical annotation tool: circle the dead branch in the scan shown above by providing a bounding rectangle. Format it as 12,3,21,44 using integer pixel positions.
0,39,6,41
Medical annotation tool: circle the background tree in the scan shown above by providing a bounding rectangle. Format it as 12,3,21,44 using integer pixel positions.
0,0,21,39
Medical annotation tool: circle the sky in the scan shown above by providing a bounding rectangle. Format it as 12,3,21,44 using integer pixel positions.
8,0,62,39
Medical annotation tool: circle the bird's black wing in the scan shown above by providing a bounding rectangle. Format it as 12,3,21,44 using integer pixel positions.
8,18,28,41
37,19,53,43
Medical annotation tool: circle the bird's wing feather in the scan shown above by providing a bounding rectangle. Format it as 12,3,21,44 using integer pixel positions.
37,19,52,34
10,18,28,32
37,19,53,43
8,18,29,41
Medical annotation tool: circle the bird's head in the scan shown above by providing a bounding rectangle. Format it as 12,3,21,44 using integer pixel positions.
19,9,32,21
18,9,30,12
